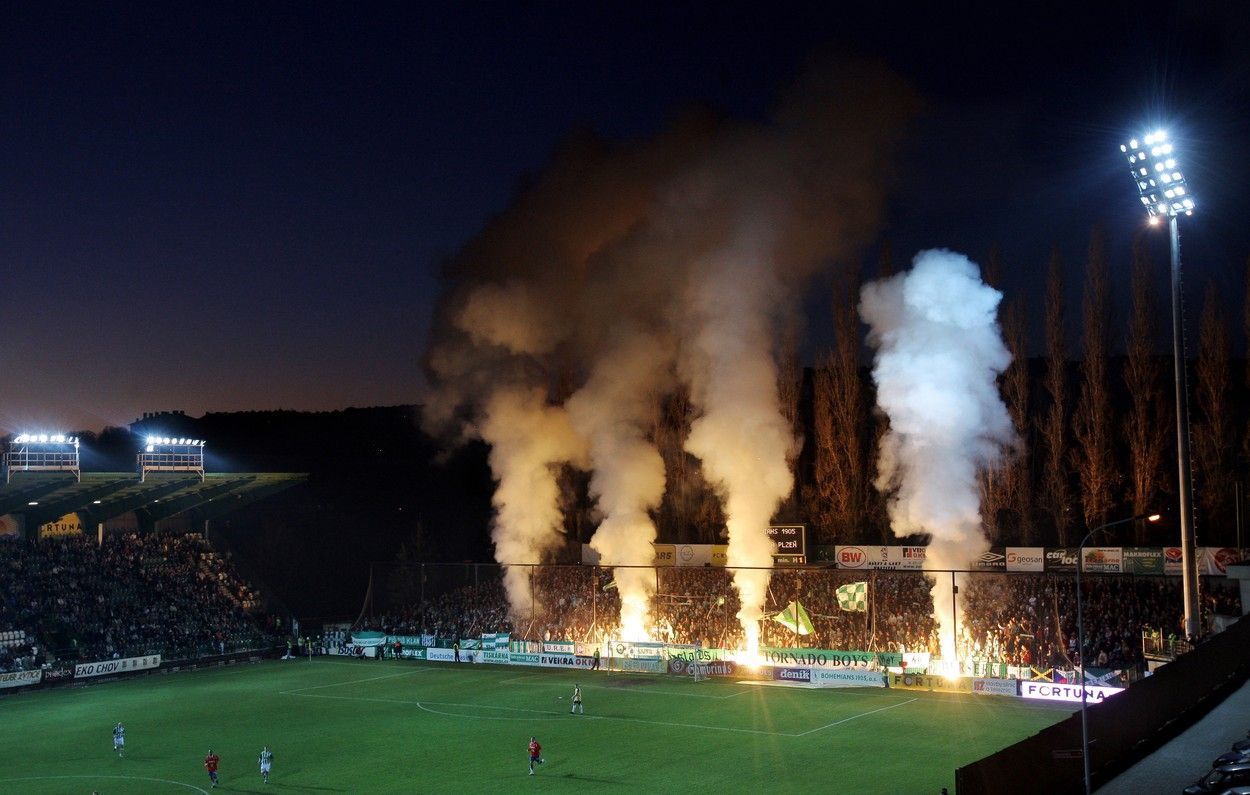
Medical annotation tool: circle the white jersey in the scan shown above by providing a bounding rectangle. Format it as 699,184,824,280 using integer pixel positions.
113,727,125,747
259,749,273,771
571,686,582,703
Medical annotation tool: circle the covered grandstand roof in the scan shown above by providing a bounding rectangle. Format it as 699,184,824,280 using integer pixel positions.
0,472,306,537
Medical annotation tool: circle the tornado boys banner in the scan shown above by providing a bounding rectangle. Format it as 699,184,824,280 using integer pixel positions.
762,648,901,669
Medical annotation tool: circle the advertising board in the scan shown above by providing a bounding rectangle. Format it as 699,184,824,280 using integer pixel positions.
888,672,973,693
772,667,812,684
75,655,161,678
972,678,1019,696
811,669,886,688
1005,547,1045,573
1019,681,1124,703
0,670,42,690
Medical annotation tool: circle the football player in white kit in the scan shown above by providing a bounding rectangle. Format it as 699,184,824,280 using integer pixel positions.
113,723,125,757
259,746,273,783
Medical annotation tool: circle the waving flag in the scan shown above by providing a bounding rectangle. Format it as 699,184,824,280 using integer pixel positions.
836,582,868,612
773,601,815,635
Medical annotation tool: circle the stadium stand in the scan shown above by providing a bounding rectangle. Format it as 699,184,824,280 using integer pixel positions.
0,532,279,666
359,563,1240,680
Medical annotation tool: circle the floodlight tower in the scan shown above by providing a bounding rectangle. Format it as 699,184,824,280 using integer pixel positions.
138,436,207,482
1119,129,1200,640
4,433,81,483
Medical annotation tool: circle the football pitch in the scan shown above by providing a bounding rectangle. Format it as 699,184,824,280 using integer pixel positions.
0,659,1072,793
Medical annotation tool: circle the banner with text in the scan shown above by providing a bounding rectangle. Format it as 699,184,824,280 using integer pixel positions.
75,655,161,679
888,672,973,693
812,669,887,688
1005,548,1045,572
1019,681,1124,703
972,678,1019,696
0,670,42,690
762,647,901,669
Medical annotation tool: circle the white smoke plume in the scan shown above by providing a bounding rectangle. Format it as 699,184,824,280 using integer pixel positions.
566,329,672,641
478,387,587,620
681,236,796,655
860,249,1014,671
421,56,918,627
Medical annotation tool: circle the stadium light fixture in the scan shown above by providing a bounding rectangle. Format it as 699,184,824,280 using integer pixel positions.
1118,127,1201,645
1077,512,1160,794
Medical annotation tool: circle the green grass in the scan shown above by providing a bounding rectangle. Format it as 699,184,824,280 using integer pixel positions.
0,659,1071,793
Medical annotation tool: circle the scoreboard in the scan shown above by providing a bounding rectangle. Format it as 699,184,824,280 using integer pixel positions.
766,525,806,565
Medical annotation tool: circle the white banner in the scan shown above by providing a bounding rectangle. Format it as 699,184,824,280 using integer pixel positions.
832,545,926,570
75,655,161,679
425,648,481,663
0,669,42,689
538,653,596,669
1005,547,1045,573
811,669,887,688
1019,681,1124,703
1080,547,1123,574
972,678,1019,696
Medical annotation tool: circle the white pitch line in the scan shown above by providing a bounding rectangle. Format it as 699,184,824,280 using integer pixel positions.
496,675,748,700
0,775,209,794
280,668,428,694
285,690,814,737
793,697,918,736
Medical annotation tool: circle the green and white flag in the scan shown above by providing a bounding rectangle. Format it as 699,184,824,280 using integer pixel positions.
773,600,815,635
836,582,868,612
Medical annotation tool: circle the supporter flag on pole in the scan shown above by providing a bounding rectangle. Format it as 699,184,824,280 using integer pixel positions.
773,601,814,635
836,582,868,612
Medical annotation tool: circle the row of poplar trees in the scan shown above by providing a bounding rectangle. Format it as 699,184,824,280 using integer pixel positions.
599,233,1250,549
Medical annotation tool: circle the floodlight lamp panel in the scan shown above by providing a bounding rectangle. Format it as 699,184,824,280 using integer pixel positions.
1129,138,1138,148
1120,144,1128,152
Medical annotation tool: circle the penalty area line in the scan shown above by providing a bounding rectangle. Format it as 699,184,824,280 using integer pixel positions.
0,775,209,794
284,691,794,736
794,697,918,736
280,668,428,694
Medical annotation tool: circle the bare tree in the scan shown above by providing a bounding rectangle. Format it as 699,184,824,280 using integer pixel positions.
806,266,869,544
1038,247,1072,544
805,352,841,543
1123,235,1168,544
1001,292,1034,544
1244,256,1250,471
1072,229,1117,531
976,245,1011,544
1194,282,1235,542
776,327,804,520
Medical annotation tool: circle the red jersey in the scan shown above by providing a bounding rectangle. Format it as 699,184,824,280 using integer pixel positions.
204,754,220,772
528,740,541,758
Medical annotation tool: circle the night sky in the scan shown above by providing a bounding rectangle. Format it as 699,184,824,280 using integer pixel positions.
5,2,1249,434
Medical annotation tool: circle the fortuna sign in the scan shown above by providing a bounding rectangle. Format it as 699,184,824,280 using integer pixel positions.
1019,681,1124,703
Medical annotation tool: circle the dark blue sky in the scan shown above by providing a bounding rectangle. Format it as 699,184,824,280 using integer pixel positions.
4,2,1248,433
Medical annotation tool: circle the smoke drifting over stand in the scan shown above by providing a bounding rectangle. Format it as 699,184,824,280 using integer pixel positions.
422,57,917,643
860,249,1015,669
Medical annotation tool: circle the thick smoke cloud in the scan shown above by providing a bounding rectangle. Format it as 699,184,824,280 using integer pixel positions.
423,56,917,636
860,249,1014,668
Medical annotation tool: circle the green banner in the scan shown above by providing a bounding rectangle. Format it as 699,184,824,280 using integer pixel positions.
761,648,900,668
1123,547,1165,575
510,653,540,665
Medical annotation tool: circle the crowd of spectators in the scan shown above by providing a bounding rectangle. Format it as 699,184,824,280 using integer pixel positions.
0,532,279,667
363,564,1242,675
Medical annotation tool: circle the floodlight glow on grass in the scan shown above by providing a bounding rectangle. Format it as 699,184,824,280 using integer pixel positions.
1122,129,1193,220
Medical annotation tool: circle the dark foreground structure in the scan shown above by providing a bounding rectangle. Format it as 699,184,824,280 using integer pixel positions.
956,614,1250,794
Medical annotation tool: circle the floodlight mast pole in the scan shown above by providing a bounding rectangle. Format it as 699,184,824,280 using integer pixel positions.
1168,214,1201,641
1119,128,1200,641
